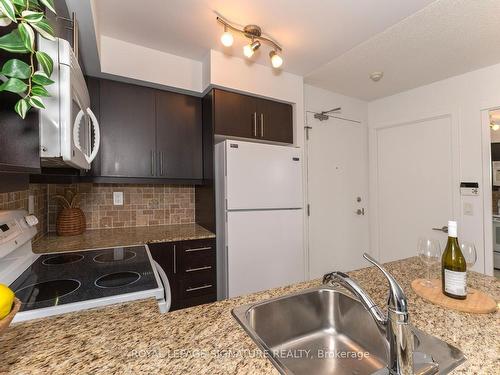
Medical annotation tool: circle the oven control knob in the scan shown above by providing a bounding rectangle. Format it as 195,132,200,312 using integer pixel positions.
25,215,39,227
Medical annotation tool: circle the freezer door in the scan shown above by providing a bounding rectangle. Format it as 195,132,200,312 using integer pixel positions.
226,209,304,298
225,140,303,210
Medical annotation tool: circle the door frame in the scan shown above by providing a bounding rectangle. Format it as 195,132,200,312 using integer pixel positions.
369,112,461,261
480,105,499,276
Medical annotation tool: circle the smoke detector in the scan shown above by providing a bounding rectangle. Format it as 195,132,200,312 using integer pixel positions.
370,71,384,82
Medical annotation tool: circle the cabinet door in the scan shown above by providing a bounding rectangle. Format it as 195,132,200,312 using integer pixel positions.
257,98,293,144
156,91,202,179
99,80,156,177
0,49,40,173
213,89,257,138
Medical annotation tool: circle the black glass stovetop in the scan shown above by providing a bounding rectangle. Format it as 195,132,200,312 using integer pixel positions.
10,246,158,312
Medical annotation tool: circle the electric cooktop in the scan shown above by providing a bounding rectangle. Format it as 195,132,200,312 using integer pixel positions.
10,246,159,312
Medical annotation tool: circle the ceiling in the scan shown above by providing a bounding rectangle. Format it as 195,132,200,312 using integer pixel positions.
305,0,500,100
92,0,435,77
91,0,500,101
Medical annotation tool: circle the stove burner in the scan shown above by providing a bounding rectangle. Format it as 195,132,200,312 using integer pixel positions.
42,253,84,266
15,279,81,306
95,271,141,288
93,249,136,264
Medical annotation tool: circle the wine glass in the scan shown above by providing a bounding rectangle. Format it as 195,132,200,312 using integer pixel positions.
460,242,477,294
417,238,442,288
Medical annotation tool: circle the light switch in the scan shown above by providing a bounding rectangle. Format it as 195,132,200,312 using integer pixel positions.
463,202,473,216
113,191,124,206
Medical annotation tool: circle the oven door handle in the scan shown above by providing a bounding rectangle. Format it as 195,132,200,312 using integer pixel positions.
153,260,171,313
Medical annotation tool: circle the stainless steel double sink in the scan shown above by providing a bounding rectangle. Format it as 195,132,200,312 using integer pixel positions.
232,287,465,375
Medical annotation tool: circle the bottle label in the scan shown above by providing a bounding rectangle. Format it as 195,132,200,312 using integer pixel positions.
444,269,467,296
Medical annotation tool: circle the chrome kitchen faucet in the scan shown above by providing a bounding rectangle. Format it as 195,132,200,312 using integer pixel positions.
323,253,439,375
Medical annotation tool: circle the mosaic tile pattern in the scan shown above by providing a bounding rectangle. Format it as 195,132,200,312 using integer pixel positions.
0,184,47,241
492,189,500,213
48,184,195,231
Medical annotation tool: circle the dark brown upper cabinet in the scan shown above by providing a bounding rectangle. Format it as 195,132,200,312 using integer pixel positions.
89,78,203,182
99,80,157,178
156,91,202,180
0,46,40,174
212,88,293,144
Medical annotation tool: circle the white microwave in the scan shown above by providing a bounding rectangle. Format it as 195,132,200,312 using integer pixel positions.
38,37,100,170
493,161,500,187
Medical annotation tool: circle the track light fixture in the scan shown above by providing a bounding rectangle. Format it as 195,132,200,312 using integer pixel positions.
220,26,234,47
217,16,283,68
243,40,261,58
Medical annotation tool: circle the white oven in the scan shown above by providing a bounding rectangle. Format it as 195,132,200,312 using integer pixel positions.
0,210,170,322
38,37,100,170
492,216,500,269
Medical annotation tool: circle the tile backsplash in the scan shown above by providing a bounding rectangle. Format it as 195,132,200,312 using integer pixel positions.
492,189,500,214
48,184,195,231
0,184,48,241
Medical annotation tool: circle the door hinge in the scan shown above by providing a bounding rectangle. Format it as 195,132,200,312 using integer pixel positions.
305,127,310,140
307,204,310,216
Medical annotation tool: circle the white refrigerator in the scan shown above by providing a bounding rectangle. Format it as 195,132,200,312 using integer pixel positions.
215,140,305,299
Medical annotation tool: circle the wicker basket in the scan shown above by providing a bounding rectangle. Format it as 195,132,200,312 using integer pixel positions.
56,207,86,236
0,298,21,336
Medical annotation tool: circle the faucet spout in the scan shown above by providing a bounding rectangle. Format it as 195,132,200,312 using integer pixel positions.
323,253,415,375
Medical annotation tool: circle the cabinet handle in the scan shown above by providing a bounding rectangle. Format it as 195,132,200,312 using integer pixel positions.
253,112,257,137
185,246,212,253
185,265,212,273
260,113,264,138
186,284,212,292
173,244,177,274
151,150,155,176
159,151,164,175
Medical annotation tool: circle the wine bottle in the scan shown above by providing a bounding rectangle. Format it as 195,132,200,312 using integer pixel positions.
441,221,467,299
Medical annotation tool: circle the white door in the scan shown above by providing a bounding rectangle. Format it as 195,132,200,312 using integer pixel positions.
224,140,303,210
373,115,457,262
226,209,304,298
307,113,369,278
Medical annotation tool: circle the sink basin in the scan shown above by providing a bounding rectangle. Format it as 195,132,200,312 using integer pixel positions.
232,287,465,375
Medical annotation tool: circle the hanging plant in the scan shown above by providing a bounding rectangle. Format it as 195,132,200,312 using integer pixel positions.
0,0,56,119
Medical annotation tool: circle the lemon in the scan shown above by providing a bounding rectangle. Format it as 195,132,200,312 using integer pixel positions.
0,284,15,319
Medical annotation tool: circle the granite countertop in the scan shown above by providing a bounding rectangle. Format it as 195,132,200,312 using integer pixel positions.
0,257,498,374
32,224,215,254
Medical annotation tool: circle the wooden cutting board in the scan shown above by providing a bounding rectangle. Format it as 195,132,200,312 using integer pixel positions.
411,279,497,314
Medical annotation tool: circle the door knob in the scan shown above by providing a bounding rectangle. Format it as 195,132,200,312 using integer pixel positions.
356,208,365,216
432,226,448,233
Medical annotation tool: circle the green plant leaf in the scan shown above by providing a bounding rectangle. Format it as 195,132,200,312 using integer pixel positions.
0,77,28,93
11,0,26,6
0,0,16,23
0,30,28,53
35,51,53,76
1,58,30,79
18,22,35,51
32,70,54,86
21,10,44,23
28,95,44,109
31,19,55,41
0,12,12,27
31,84,49,97
38,0,55,14
14,98,30,119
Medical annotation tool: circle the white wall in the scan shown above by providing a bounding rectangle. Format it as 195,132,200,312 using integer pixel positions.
368,62,500,275
99,36,204,93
